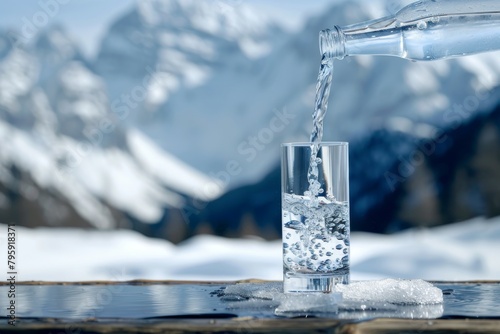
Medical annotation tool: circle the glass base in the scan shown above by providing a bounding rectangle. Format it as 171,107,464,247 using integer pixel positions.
284,272,349,293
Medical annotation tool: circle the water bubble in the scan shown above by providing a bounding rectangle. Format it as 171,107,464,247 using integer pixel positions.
336,244,342,250
326,252,332,256
283,243,289,249
285,220,304,230
417,21,427,30
344,239,350,246
290,204,304,215
299,260,306,266
287,257,292,262
343,248,348,254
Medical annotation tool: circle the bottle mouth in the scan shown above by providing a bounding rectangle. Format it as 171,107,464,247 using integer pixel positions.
319,27,345,59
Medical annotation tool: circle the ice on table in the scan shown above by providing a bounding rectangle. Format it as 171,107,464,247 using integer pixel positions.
275,292,343,314
221,279,443,317
223,282,342,314
337,279,443,305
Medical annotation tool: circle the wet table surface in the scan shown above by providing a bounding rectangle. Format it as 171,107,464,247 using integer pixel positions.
1,280,500,333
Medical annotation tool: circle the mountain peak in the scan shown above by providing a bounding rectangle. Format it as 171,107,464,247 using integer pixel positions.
133,0,280,47
137,1,266,26
35,25,80,61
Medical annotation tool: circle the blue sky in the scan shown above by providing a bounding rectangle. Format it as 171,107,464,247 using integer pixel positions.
0,0,334,57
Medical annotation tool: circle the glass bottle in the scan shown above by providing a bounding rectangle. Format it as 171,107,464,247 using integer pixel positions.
321,0,500,61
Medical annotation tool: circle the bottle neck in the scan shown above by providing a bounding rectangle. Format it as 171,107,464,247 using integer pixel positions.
320,25,404,59
319,27,346,59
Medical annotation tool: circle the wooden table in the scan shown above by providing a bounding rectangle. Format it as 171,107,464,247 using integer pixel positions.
1,280,499,333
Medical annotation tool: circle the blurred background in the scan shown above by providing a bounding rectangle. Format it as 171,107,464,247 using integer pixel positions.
1,0,500,247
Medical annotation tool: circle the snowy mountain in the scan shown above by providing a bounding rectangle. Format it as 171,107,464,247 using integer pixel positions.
94,0,500,189
1,0,500,239
0,26,222,233
94,0,288,184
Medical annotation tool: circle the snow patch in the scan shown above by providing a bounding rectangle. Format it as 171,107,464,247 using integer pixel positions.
127,129,223,200
0,120,114,228
71,144,184,222
4,215,500,282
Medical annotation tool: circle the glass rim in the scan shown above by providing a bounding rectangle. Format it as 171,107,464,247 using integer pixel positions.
281,141,348,147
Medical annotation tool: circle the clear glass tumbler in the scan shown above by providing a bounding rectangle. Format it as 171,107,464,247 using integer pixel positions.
282,142,350,293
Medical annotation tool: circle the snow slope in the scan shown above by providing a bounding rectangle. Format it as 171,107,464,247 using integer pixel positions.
0,26,222,228
5,216,500,282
